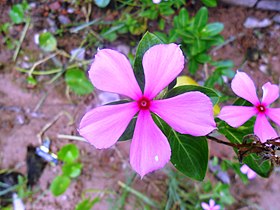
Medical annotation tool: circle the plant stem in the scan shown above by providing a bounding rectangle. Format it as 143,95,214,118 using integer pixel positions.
206,135,239,148
13,17,31,61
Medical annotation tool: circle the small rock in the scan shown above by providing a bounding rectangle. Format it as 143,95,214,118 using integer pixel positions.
244,17,272,28
58,15,71,25
67,8,75,14
273,14,280,24
29,2,36,8
257,1,280,11
47,18,58,33
116,44,130,56
70,48,85,61
220,0,257,7
98,92,120,105
34,33,40,45
259,64,268,74
49,1,61,11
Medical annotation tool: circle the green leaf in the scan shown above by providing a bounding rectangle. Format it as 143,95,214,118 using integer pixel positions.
94,0,111,8
133,32,163,91
188,58,199,74
201,23,224,37
118,117,136,141
195,53,212,63
218,121,272,177
75,197,100,210
193,7,208,31
191,38,206,55
62,163,83,178
178,8,189,28
58,144,80,163
176,30,195,43
201,0,217,7
39,32,57,52
165,85,219,105
65,68,94,95
154,116,208,181
9,4,25,24
50,175,71,196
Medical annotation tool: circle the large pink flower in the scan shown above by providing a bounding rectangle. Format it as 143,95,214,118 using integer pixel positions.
79,44,216,177
219,71,280,142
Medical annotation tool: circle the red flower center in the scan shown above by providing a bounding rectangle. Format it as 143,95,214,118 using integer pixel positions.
137,97,151,110
257,104,266,113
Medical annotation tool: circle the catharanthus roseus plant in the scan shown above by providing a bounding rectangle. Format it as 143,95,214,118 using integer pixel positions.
77,32,280,183
79,42,216,177
218,71,280,142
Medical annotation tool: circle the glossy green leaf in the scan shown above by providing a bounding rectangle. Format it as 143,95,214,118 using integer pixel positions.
94,0,111,8
154,116,208,181
201,23,224,37
218,121,272,177
39,32,57,52
193,7,208,31
65,68,94,95
62,163,83,178
195,53,212,63
50,175,71,196
58,144,79,163
133,32,163,91
118,117,137,141
9,4,25,24
178,8,189,28
188,58,199,74
201,0,217,7
165,85,219,105
176,30,195,43
191,38,206,55
75,197,100,210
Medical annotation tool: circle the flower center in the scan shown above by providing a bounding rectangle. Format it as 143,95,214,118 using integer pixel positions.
257,104,266,113
137,97,151,110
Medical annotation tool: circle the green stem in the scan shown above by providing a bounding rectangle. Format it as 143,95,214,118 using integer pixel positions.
13,17,31,61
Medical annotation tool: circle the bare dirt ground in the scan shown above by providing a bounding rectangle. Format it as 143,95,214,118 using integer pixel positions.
1,2,280,210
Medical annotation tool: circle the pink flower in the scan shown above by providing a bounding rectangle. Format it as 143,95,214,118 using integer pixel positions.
218,71,280,142
79,44,216,177
153,0,161,4
240,164,257,180
201,199,220,210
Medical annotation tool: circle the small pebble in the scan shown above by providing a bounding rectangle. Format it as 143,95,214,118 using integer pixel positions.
58,15,71,25
70,48,85,61
244,17,272,28
98,92,120,105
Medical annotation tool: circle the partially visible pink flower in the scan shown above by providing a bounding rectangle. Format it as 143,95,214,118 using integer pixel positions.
153,0,161,4
240,164,257,180
201,199,220,210
218,71,280,142
79,44,216,178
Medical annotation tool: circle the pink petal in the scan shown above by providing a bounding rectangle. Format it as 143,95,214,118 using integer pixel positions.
254,114,278,143
218,106,256,127
89,49,142,100
247,169,257,180
266,108,280,127
201,202,210,210
143,44,184,99
231,71,259,105
261,82,279,106
130,110,171,178
79,102,138,149
240,165,249,174
209,199,215,207
150,92,216,136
